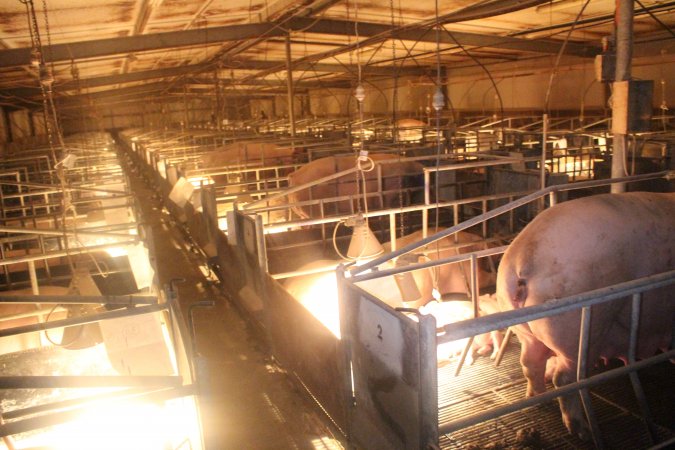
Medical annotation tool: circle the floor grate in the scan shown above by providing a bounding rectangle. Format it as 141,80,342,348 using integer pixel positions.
437,336,675,449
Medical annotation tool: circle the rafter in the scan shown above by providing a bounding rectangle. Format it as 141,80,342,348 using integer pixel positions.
0,17,599,69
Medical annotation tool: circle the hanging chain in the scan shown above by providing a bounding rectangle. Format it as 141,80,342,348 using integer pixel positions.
40,0,65,150
41,0,53,68
390,0,398,138
24,0,55,163
390,0,407,235
346,0,352,68
23,0,66,163
354,0,364,215
389,0,398,126
23,0,74,269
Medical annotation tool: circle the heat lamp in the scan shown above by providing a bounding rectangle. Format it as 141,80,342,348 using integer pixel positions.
346,214,384,260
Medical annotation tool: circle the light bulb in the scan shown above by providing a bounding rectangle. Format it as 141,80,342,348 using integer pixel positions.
355,84,365,103
30,48,41,67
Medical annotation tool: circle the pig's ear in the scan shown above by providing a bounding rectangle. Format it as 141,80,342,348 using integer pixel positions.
513,278,528,307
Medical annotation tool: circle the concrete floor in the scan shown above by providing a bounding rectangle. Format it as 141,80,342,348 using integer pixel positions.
125,158,345,450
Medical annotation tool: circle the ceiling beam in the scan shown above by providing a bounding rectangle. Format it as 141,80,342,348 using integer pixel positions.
0,15,600,70
0,23,282,68
192,78,350,89
54,92,261,111
1,64,211,99
219,59,429,76
56,81,169,103
288,17,599,58
54,79,309,106
1,59,422,100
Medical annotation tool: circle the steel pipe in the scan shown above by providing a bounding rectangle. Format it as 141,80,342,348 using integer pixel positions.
611,0,634,193
0,239,139,267
0,302,167,338
351,246,507,284
437,270,675,343
0,294,158,305
350,171,671,275
0,375,182,389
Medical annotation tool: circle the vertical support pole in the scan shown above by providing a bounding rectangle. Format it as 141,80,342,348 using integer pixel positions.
182,85,189,131
469,254,478,317
539,113,549,213
540,113,548,191
549,191,557,207
28,259,48,345
577,306,604,449
28,111,36,137
254,214,268,273
627,293,657,444
389,213,396,252
376,164,384,209
28,261,39,295
423,169,430,238
418,313,439,449
335,264,355,444
481,200,487,238
2,107,14,144
611,0,633,193
285,34,297,144
215,70,222,130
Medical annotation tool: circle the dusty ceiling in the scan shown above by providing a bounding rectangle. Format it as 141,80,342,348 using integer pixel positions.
0,0,673,111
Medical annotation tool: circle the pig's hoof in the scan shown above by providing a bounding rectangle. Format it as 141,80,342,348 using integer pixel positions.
525,386,545,398
476,345,492,356
565,417,591,442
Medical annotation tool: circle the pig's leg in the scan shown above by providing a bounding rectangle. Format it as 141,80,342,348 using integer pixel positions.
553,358,591,441
489,330,504,359
517,330,550,397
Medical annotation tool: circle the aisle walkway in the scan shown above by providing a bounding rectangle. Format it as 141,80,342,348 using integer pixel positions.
124,154,344,450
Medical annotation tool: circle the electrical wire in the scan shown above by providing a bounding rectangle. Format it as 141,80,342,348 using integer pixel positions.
441,26,505,139
43,301,84,348
633,0,675,38
543,0,592,115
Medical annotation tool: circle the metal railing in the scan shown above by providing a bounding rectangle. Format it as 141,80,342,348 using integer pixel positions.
343,171,672,448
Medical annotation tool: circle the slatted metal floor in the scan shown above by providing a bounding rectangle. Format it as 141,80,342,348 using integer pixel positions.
438,336,675,449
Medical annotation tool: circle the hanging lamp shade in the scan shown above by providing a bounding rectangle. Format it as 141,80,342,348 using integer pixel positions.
346,217,384,260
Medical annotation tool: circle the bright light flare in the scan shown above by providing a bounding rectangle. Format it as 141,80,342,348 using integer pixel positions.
104,246,128,257
187,176,215,188
28,397,201,450
296,272,341,339
419,300,474,359
552,155,594,178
